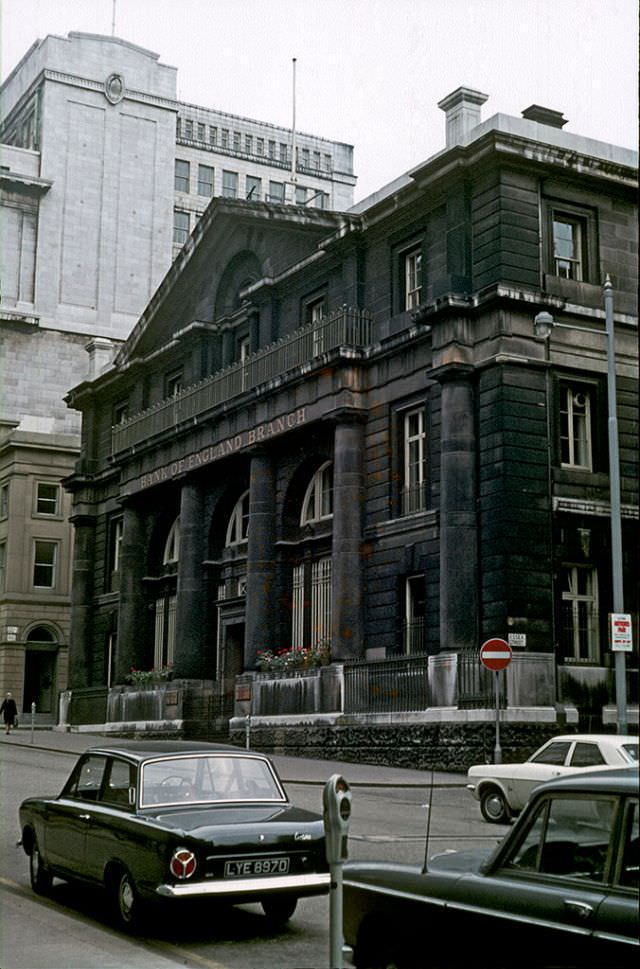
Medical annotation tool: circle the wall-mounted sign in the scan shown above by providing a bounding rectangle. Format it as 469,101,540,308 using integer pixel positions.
610,613,633,652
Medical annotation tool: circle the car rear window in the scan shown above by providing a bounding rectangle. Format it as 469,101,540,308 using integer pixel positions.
140,754,286,807
570,743,605,767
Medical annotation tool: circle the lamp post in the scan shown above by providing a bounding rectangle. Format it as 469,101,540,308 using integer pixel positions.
534,275,628,735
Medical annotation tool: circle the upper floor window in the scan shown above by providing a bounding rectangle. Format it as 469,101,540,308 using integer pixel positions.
312,150,321,169
324,154,332,172
553,214,586,280
402,408,427,515
163,518,180,565
246,175,262,201
404,247,423,310
221,129,229,149
113,400,129,426
268,181,285,203
256,137,264,156
209,126,218,145
295,185,307,205
183,120,193,140
301,462,333,525
33,540,58,588
279,142,288,163
165,369,183,398
197,122,206,142
245,134,253,154
175,159,190,193
560,384,592,470
403,575,425,654
107,516,124,592
0,483,8,519
0,541,6,592
173,209,190,246
226,490,250,547
268,140,276,158
222,170,238,199
198,164,214,197
233,131,241,152
560,565,599,663
301,148,310,168
35,482,60,517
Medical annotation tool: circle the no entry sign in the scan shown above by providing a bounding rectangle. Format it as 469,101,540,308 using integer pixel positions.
480,638,512,672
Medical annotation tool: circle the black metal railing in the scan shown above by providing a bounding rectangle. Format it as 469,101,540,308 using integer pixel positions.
402,619,425,654
344,653,431,713
112,306,372,454
401,482,427,516
457,648,496,709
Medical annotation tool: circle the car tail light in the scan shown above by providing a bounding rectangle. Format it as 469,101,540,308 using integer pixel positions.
170,847,197,879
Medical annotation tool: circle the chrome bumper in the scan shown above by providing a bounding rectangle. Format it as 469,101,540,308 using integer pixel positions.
156,871,331,898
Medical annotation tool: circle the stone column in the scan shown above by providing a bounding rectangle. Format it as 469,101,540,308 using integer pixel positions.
245,450,276,669
331,414,365,660
174,481,205,678
437,365,479,650
115,504,147,684
68,516,95,689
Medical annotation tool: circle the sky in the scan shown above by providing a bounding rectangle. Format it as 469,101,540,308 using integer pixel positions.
1,0,638,203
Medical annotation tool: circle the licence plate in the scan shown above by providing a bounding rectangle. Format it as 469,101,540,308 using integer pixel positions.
224,857,290,878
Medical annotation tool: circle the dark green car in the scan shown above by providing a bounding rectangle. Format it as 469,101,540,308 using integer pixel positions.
344,768,639,969
19,741,329,930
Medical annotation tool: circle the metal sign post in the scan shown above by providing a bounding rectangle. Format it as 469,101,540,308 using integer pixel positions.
480,639,513,765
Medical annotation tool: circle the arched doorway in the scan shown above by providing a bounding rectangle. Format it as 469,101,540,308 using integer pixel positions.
23,626,58,716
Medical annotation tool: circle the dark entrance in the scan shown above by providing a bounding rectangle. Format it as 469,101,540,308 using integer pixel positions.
23,627,58,715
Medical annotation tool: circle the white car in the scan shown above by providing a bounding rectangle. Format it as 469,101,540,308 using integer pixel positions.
467,733,639,823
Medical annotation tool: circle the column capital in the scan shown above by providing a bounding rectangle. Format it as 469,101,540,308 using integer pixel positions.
429,361,475,384
323,406,368,427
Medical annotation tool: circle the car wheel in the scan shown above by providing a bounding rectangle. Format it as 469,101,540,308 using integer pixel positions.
113,869,143,930
29,838,53,895
480,786,512,824
261,894,298,924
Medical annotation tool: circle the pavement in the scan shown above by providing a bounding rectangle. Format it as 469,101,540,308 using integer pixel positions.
2,727,468,788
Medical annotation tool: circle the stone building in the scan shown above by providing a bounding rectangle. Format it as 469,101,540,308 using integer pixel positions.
0,31,355,722
66,88,640,762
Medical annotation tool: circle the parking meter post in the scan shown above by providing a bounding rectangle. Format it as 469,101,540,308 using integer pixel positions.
494,672,502,765
323,774,352,969
31,701,36,744
245,714,251,749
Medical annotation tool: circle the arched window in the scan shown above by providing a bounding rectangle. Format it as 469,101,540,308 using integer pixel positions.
300,462,333,525
163,518,180,565
26,626,56,643
226,491,250,546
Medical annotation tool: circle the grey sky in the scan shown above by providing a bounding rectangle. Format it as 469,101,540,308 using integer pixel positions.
1,0,637,202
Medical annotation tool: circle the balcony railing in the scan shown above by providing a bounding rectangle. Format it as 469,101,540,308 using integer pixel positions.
112,306,372,455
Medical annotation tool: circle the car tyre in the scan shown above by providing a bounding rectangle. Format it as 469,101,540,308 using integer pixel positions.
480,786,512,824
113,868,144,931
261,894,298,924
29,838,53,895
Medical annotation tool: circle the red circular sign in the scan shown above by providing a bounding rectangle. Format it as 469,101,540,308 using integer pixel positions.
480,638,512,671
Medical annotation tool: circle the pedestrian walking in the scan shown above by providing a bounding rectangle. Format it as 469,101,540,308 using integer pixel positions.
1,692,18,734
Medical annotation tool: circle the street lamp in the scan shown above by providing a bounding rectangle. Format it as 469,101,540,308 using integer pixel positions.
534,276,628,735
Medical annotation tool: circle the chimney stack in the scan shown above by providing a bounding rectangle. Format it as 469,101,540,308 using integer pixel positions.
438,86,489,147
86,337,115,380
521,105,568,129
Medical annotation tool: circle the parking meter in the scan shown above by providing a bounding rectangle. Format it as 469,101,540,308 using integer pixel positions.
323,774,352,968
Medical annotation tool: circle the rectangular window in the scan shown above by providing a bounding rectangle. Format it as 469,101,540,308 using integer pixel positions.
233,131,241,152
154,594,177,669
305,295,326,354
174,159,190,193
268,140,276,159
165,369,183,398
221,128,229,148
560,384,593,470
291,557,332,649
268,181,285,203
222,170,238,198
560,565,599,662
246,175,262,200
402,408,427,514
312,150,321,170
310,191,328,210
113,400,129,425
324,153,332,172
244,134,253,154
0,541,5,592
0,483,8,518
404,247,423,310
197,164,214,196
173,209,190,246
209,125,218,145
403,576,425,654
256,137,264,156
35,482,60,516
197,122,205,141
184,119,193,140
33,540,57,588
108,517,124,592
295,185,307,205
301,148,310,168
553,214,585,280
279,142,288,162
176,117,181,138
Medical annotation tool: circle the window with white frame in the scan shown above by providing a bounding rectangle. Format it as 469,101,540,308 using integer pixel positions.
560,384,592,470
0,483,8,518
305,295,326,355
35,482,60,517
403,575,425,654
404,247,423,310
552,214,585,280
246,175,262,200
173,209,190,246
226,491,250,546
292,556,332,650
268,181,285,203
33,540,58,588
174,159,190,193
560,565,599,662
197,164,214,197
402,408,427,514
222,170,238,198
107,516,124,591
154,594,176,670
165,369,183,399
301,462,333,524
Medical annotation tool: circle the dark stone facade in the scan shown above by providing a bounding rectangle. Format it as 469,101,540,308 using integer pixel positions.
64,102,639,760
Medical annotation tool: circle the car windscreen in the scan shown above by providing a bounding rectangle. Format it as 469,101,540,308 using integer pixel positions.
140,754,286,807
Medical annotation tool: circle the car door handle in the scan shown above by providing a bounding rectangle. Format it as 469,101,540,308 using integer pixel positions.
78,814,91,821
564,899,594,920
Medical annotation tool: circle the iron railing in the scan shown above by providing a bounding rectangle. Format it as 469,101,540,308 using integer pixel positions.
344,653,431,713
457,648,496,709
402,619,425,654
112,306,372,454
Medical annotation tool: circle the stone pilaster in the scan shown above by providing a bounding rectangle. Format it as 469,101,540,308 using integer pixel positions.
174,481,205,677
331,413,365,659
68,516,95,688
115,504,147,683
245,450,276,669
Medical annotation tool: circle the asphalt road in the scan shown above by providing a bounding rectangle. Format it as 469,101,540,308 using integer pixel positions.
0,737,507,969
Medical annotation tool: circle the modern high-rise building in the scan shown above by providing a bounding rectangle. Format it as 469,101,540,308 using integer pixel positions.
0,32,355,722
